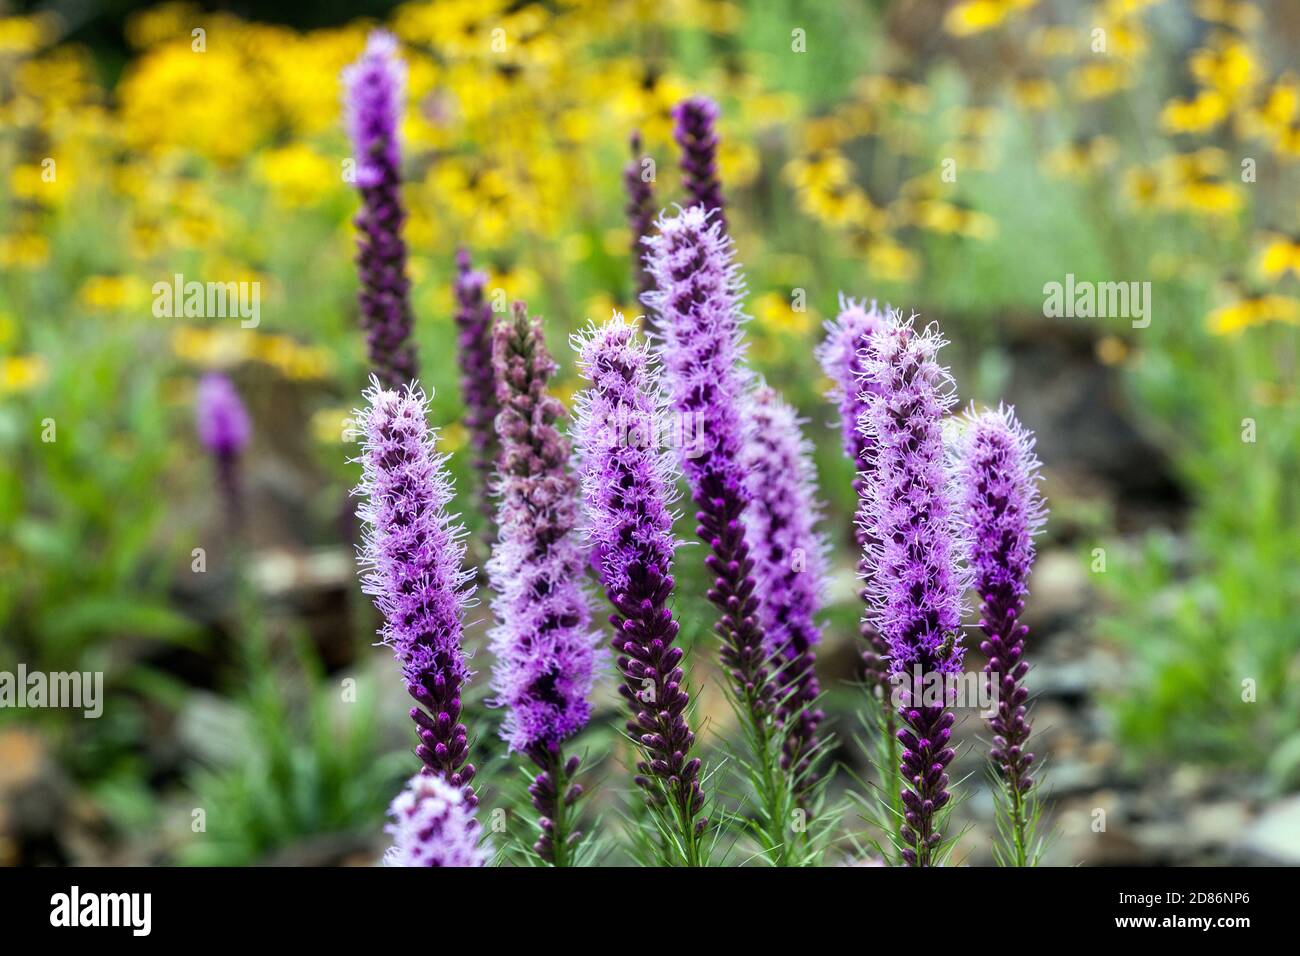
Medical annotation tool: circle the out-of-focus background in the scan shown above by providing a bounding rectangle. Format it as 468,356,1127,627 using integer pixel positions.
1,0,1298,866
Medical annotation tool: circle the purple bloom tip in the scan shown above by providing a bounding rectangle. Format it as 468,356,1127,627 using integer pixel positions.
859,312,970,676
956,404,1047,599
384,773,487,867
343,30,405,189
195,372,250,459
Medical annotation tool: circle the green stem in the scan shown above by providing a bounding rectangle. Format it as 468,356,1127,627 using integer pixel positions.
548,748,571,868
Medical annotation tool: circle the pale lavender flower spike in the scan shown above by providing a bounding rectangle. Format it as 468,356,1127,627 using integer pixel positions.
740,385,829,789
487,303,600,758
956,403,1047,865
384,773,487,867
353,377,477,797
816,297,893,689
642,204,774,722
858,311,970,866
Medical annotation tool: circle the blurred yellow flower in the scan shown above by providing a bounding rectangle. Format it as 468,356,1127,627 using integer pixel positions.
0,355,48,394
1258,234,1300,281
1012,76,1057,112
77,275,152,312
0,13,59,54
752,291,816,336
1161,91,1230,134
311,407,355,444
1043,137,1119,179
0,234,50,269
944,0,1037,37
257,144,339,208
1070,62,1133,100
171,326,333,380
1207,294,1300,335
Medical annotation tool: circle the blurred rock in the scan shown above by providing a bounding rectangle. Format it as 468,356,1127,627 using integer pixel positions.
1235,796,1300,865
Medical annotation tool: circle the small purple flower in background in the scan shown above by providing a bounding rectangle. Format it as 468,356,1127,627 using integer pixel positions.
343,31,417,387
817,298,893,713
487,301,601,865
383,773,487,867
624,131,657,312
454,247,501,528
859,313,969,866
572,313,706,862
353,378,477,799
195,372,250,524
672,96,726,229
957,405,1047,866
643,205,773,727
740,385,828,792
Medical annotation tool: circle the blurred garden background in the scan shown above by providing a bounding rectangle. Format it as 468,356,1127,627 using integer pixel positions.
2,0,1298,865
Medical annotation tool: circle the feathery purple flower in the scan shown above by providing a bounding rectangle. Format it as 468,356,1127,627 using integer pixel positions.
343,31,416,387
353,378,477,798
195,372,250,525
957,404,1046,864
643,205,772,722
383,773,487,867
859,313,968,866
572,314,705,844
487,302,599,863
816,297,891,688
454,247,501,525
672,96,726,229
624,131,657,309
740,385,828,788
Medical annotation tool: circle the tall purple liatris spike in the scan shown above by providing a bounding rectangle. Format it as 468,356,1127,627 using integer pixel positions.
957,405,1046,866
343,31,417,387
624,132,657,309
195,372,251,525
353,378,476,799
816,297,891,687
572,313,706,858
487,301,600,865
859,313,969,866
740,386,828,790
643,205,772,728
384,773,487,867
454,247,501,526
672,96,726,229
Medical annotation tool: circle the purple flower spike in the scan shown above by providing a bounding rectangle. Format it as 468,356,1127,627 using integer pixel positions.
343,31,416,387
195,372,250,524
643,205,772,723
859,312,969,866
572,313,706,840
816,297,892,688
454,247,501,525
672,96,726,229
740,385,829,790
353,378,477,799
957,404,1046,864
384,773,487,867
487,301,600,864
196,373,250,459
624,132,657,310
